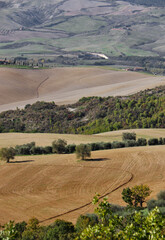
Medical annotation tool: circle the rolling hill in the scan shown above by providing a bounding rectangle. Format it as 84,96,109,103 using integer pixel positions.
0,0,165,58
0,145,164,224
0,67,164,112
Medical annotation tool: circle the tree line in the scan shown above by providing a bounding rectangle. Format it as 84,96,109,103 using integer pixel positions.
0,132,165,163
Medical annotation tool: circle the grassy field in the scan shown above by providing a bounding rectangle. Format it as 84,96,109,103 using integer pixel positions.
0,129,164,148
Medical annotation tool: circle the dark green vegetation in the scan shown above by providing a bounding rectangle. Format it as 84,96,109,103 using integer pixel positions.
8,133,165,158
76,144,91,160
0,147,15,163
1,0,165,63
0,188,164,239
0,86,164,134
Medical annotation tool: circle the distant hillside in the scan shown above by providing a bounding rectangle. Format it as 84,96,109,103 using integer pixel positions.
0,86,164,134
123,0,165,7
0,0,165,59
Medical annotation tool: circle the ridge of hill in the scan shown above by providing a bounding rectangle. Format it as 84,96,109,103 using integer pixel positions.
1,0,165,58
0,86,164,134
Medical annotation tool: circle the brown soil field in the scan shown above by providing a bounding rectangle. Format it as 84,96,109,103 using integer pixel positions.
0,145,164,225
0,129,164,148
0,67,164,112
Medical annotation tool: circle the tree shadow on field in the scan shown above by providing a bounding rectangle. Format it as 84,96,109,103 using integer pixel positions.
9,160,34,164
85,158,109,162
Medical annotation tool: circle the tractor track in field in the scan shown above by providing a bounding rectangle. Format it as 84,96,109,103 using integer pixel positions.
39,166,134,224
36,76,49,98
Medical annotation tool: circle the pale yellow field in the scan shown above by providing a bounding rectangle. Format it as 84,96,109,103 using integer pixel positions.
0,145,164,225
0,67,164,112
0,129,164,148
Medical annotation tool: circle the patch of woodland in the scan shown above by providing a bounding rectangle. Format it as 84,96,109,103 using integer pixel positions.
0,86,164,134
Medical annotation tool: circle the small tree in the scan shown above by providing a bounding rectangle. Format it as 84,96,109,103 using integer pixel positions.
52,139,67,154
132,184,151,207
0,147,15,163
76,144,91,160
122,184,151,208
122,187,134,207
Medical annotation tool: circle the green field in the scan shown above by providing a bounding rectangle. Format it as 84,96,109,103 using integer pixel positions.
0,0,165,58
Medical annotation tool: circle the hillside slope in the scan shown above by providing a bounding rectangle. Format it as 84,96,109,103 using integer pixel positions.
0,67,164,112
0,0,165,57
0,146,164,224
0,85,164,134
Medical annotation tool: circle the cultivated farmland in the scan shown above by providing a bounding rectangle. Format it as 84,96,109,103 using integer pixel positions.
0,67,164,112
0,145,164,225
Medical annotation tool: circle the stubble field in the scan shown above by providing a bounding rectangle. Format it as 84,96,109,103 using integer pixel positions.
0,67,164,112
0,143,164,225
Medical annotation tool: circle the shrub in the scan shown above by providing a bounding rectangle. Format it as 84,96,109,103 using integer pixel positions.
137,138,147,146
90,142,102,151
157,191,165,201
45,219,75,239
122,132,136,141
30,146,45,155
66,144,76,154
103,142,112,149
148,138,159,145
111,141,125,149
43,146,52,154
125,140,137,147
147,199,157,211
76,214,98,233
15,142,35,155
52,139,67,154
76,144,91,160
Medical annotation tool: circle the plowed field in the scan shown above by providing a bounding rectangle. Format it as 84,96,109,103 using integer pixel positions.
0,67,164,112
0,145,164,225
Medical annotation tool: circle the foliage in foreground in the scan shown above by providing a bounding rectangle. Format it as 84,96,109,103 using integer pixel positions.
0,188,165,239
78,196,165,240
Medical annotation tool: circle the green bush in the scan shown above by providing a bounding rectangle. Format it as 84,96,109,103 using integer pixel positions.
125,140,137,147
66,144,76,153
157,191,165,201
122,132,136,141
137,138,147,146
148,138,159,145
111,141,125,149
147,199,157,211
76,214,98,233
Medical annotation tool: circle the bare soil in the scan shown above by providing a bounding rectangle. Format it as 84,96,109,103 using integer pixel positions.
0,145,164,225
0,67,164,112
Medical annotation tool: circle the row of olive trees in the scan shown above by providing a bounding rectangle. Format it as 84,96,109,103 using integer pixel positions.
0,140,91,163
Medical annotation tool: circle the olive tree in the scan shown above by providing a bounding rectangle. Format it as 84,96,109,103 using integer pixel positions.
76,144,91,160
0,147,15,163
52,139,67,154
